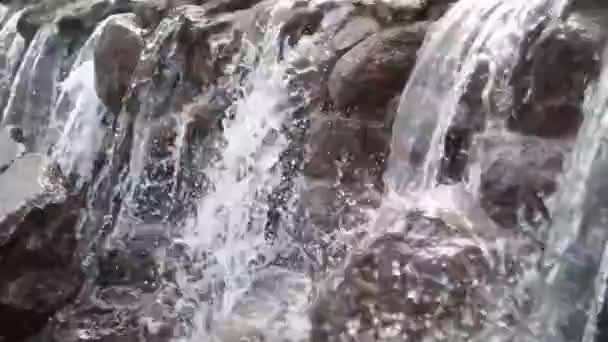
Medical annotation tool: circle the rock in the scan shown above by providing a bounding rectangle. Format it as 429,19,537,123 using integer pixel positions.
94,13,144,114
202,0,263,15
424,0,457,20
479,140,564,229
0,154,47,220
277,7,324,59
508,17,600,138
331,16,380,52
328,22,429,119
303,117,389,184
310,213,491,341
0,155,83,340
0,127,23,172
17,0,132,41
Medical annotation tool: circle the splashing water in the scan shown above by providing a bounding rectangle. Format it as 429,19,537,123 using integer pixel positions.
49,19,111,186
385,0,569,195
523,43,608,342
172,4,314,341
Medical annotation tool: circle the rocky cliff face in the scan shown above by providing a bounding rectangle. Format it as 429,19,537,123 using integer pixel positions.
0,0,605,341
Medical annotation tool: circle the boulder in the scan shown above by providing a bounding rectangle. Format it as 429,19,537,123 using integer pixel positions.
0,154,84,341
303,117,389,184
0,127,23,172
17,0,132,41
310,213,491,341
331,16,380,52
94,13,144,114
479,140,564,229
328,22,428,119
508,17,600,138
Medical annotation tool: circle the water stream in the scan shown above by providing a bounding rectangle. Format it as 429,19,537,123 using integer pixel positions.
0,0,607,341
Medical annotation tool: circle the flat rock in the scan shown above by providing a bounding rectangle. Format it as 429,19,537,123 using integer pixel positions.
0,153,46,220
0,127,23,172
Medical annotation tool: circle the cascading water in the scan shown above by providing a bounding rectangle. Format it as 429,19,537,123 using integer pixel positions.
386,0,569,193
49,19,111,187
524,43,608,342
170,4,314,341
1,0,608,341
0,9,26,115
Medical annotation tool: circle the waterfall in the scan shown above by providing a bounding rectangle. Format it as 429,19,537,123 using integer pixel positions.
1,0,608,341
0,9,26,116
170,4,313,341
49,19,110,186
1,25,63,152
524,43,608,342
385,0,569,194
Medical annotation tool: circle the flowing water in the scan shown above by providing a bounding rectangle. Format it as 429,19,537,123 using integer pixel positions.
0,0,607,341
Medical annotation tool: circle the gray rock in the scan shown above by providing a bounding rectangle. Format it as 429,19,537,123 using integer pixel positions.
0,127,23,172
17,0,132,41
0,154,83,340
0,153,46,221
508,17,600,138
331,16,380,52
479,140,564,229
328,22,429,119
303,117,389,184
94,13,144,114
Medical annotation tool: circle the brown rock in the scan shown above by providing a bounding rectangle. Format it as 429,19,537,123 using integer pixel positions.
303,117,389,184
328,22,429,120
479,140,564,229
331,16,380,52
508,18,600,138
0,155,83,340
94,13,144,114
311,213,491,341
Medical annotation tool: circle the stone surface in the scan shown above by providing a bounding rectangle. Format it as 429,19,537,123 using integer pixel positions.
328,22,428,117
94,13,144,114
509,18,600,138
17,0,132,41
0,127,22,172
310,213,491,341
479,140,564,229
0,155,83,341
303,117,389,184
331,16,380,52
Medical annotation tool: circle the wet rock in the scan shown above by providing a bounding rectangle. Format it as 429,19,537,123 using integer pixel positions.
303,117,389,184
479,141,564,229
509,17,600,138
17,0,132,41
0,154,47,220
331,16,380,52
0,127,23,172
202,0,263,15
278,7,324,58
94,13,144,114
301,182,381,232
311,213,491,341
0,154,83,341
424,0,457,20
328,22,428,119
